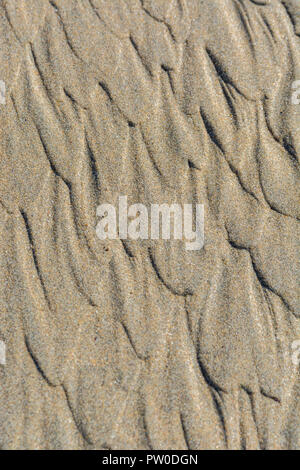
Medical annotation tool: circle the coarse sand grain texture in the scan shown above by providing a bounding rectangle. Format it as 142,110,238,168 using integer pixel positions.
0,0,299,450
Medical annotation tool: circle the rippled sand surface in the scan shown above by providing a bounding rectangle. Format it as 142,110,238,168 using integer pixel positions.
0,0,299,449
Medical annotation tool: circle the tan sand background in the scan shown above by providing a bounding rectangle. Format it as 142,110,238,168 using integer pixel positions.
0,0,299,449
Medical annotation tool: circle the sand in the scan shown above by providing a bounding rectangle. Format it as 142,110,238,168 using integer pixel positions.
0,0,299,450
